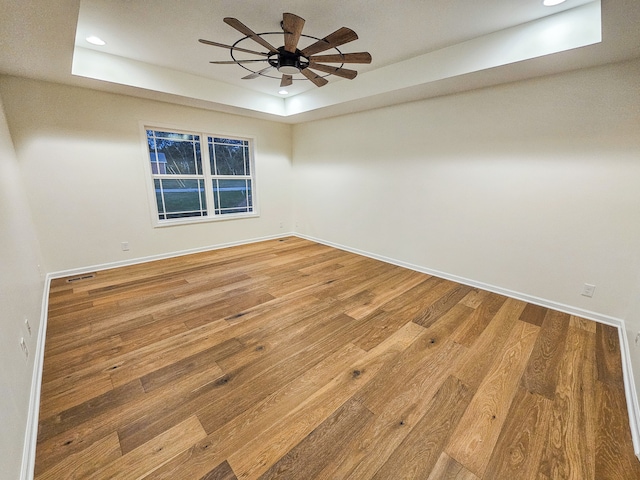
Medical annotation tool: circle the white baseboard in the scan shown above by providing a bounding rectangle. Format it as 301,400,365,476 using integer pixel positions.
295,233,640,458
21,231,640,478
21,275,51,480
619,326,640,460
48,232,293,279
295,233,625,326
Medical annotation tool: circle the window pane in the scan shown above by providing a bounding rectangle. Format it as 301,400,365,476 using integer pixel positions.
155,178,207,219
213,138,246,145
243,145,250,175
212,179,252,215
210,141,248,176
153,131,196,142
148,130,202,175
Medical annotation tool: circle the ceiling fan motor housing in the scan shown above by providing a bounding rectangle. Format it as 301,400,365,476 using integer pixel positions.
271,47,308,74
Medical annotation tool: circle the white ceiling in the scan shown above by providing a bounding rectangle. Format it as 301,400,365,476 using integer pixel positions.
1,0,639,123
74,0,594,96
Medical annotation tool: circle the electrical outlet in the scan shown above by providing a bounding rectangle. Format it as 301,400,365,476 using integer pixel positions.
581,283,595,297
279,222,284,229
635,332,640,347
24,318,32,337
121,241,130,251
20,338,28,359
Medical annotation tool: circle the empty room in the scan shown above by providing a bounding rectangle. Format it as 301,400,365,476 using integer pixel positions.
2,1,640,479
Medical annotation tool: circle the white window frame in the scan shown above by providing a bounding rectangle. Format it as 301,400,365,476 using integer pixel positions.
142,124,258,227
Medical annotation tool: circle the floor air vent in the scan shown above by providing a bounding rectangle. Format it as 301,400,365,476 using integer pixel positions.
66,273,96,283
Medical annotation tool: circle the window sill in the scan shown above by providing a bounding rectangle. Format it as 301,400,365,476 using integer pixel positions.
153,212,260,228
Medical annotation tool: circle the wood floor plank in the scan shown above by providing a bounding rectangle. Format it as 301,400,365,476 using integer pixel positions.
35,432,122,480
121,328,336,453
570,314,597,333
258,398,374,480
335,262,411,303
412,284,474,328
352,280,472,352
381,275,455,313
519,303,548,327
179,291,276,329
320,302,473,479
122,308,376,454
38,372,114,420
117,315,189,352
195,312,378,435
459,289,490,309
42,333,124,381
521,309,571,399
426,452,479,480
35,238,640,480
345,268,427,319
200,461,238,480
139,339,239,393
87,277,187,306
47,299,95,319
351,309,410,351
452,292,507,348
323,340,465,480
215,317,324,373
44,314,152,358
37,379,145,444
595,322,624,387
226,321,425,480
217,291,323,338
537,326,596,479
446,320,539,477
595,380,640,479
371,375,473,480
108,319,233,388
356,303,473,415
35,361,227,473
483,387,552,479
451,297,527,391
87,415,206,480
146,342,367,480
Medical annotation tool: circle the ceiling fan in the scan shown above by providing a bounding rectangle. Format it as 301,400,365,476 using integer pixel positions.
199,13,372,88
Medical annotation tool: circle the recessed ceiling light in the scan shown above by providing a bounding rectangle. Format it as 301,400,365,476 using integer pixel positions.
543,0,566,6
86,36,106,46
278,89,289,95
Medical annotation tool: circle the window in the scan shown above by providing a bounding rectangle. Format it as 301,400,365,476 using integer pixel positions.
146,128,255,224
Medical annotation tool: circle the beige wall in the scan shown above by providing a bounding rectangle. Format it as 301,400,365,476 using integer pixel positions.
0,77,294,273
292,57,640,419
292,59,640,321
0,92,44,479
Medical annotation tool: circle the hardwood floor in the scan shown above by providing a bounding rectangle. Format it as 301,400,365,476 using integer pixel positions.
35,237,640,479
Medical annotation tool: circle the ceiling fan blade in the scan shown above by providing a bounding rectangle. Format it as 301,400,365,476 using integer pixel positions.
198,39,268,57
209,59,269,64
300,68,329,87
308,62,357,80
224,17,278,54
242,67,273,79
300,27,358,57
280,74,293,87
309,52,372,64
283,13,305,53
